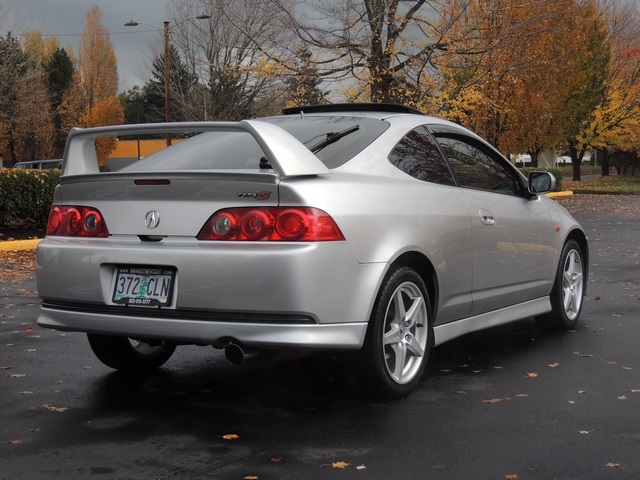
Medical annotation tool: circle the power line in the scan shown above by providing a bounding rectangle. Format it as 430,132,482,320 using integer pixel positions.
5,29,160,38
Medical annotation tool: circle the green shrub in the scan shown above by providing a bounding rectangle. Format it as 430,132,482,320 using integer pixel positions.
520,167,563,191
0,168,60,228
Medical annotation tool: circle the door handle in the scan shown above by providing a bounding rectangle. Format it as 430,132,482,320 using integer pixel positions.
479,209,495,226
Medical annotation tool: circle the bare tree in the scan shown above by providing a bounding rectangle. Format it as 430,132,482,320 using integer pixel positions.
167,0,295,120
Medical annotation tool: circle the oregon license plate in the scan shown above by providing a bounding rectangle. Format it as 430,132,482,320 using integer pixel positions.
113,266,175,306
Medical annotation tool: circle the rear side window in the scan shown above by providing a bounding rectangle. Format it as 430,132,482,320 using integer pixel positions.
388,127,456,186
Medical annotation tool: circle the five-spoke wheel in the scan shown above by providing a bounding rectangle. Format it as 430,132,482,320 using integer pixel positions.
536,239,585,330
350,266,432,398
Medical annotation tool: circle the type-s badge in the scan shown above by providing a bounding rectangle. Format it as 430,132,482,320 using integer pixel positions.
237,191,272,200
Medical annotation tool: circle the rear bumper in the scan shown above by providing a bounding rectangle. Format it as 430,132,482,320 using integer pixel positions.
36,236,384,349
37,302,368,349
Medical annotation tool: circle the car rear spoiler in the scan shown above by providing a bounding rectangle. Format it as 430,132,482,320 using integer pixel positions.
62,120,331,179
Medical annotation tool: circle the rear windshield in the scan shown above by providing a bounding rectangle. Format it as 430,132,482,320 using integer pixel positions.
120,116,389,172
263,115,389,168
121,131,264,172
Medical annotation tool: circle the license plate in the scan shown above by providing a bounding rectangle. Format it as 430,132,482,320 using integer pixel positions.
113,266,175,306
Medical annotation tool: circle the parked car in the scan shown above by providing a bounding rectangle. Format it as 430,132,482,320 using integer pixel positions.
36,103,588,398
13,159,62,170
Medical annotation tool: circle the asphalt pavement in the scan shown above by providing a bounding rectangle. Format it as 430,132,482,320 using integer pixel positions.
1,194,638,480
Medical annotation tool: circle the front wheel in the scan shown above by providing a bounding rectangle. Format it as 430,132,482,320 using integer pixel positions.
536,239,585,330
87,334,176,372
349,266,432,399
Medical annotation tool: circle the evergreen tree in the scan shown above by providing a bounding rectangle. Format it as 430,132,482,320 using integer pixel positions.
0,34,29,161
145,44,199,123
44,47,74,152
285,45,326,107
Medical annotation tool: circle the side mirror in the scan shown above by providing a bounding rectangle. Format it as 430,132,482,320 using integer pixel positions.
528,171,556,195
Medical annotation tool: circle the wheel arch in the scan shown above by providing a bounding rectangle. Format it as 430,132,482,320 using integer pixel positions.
390,251,439,322
565,228,589,294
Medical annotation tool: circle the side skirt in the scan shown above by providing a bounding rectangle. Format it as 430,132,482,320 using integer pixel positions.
433,297,551,347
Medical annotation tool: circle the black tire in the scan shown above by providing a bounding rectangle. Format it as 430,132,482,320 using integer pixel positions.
349,266,432,399
536,239,585,330
87,334,176,372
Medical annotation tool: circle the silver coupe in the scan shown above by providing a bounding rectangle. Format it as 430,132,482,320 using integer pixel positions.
36,104,588,398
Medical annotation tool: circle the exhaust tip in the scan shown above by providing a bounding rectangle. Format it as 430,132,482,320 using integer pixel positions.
225,343,247,366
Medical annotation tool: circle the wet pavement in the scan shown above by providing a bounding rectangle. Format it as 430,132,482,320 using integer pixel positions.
1,194,639,480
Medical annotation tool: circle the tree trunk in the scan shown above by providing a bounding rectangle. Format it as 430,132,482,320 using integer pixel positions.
529,150,539,169
598,148,610,177
568,142,582,181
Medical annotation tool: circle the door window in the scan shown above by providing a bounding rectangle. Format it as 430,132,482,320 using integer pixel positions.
431,129,523,195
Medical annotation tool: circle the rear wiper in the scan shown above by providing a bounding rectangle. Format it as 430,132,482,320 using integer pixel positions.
309,125,360,153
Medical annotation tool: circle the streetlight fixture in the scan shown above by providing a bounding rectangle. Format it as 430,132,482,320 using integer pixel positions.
125,14,211,146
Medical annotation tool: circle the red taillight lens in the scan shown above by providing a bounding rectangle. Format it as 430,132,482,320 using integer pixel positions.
240,210,273,240
197,207,344,242
47,206,110,237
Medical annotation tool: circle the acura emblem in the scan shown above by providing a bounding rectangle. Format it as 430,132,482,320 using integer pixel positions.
144,210,160,229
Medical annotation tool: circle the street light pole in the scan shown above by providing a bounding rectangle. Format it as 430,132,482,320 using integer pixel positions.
163,21,172,146
125,15,211,147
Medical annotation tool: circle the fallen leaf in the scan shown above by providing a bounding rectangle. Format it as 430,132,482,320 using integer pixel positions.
243,476,259,480
332,461,351,469
221,434,240,440
482,398,505,403
606,361,618,365
0,366,12,370
25,328,35,333
568,400,575,404
618,395,627,400
356,465,367,470
578,390,586,394
631,389,640,393
547,363,560,368
270,457,282,463
593,296,600,300
579,430,592,435
516,394,529,398
10,373,27,378
505,475,518,480
42,404,68,413
7,439,23,445
525,372,539,378
605,463,620,468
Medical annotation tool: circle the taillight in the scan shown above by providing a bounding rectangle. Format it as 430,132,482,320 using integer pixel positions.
47,206,110,237
197,207,344,242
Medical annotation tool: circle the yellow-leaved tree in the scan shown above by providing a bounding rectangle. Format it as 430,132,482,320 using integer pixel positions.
60,6,123,166
578,0,640,176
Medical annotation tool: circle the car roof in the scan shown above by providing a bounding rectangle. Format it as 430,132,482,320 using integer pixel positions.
282,103,425,116
279,103,461,127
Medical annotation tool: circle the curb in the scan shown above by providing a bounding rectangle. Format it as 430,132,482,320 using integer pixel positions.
0,239,41,252
546,191,574,198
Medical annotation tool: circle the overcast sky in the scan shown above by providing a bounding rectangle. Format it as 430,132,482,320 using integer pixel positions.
6,0,173,91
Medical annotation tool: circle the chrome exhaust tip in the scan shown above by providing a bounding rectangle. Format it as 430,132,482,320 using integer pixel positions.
224,342,257,366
